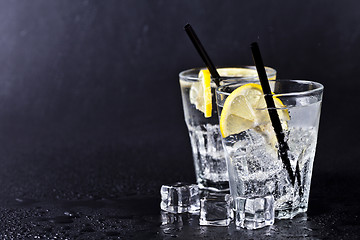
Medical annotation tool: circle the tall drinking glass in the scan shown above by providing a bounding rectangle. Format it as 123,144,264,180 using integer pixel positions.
179,66,276,191
216,79,323,228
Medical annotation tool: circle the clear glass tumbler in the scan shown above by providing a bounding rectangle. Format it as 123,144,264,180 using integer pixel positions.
216,79,323,228
179,66,276,192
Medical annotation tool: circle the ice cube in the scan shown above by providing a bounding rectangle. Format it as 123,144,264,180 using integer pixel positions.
160,182,200,213
199,191,233,226
234,195,274,229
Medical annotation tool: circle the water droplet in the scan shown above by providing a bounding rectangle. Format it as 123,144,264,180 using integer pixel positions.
63,211,80,218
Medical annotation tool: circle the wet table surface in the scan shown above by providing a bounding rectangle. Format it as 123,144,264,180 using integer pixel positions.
0,133,359,240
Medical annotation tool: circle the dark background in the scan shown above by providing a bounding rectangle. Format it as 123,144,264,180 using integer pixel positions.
0,0,359,239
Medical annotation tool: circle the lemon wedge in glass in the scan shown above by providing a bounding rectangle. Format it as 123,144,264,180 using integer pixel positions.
219,83,290,142
189,69,212,118
217,67,276,80
217,68,258,78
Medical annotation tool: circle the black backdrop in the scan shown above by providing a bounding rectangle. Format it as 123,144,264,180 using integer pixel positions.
0,0,359,199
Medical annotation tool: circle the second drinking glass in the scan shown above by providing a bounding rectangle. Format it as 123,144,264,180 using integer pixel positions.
179,66,276,192
216,79,323,229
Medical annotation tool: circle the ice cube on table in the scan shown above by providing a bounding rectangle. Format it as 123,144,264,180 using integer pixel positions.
160,182,200,213
199,191,233,226
234,195,274,229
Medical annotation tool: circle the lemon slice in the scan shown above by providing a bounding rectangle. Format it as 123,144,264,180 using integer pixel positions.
189,69,212,118
219,83,290,139
217,68,258,77
217,67,276,80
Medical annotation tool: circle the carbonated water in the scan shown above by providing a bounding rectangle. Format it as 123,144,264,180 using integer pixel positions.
223,125,318,219
180,79,229,191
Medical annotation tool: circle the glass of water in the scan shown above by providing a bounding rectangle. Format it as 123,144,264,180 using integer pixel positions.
179,66,276,192
216,79,323,228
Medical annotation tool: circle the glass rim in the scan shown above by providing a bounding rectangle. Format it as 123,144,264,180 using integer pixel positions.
216,79,324,98
179,65,276,82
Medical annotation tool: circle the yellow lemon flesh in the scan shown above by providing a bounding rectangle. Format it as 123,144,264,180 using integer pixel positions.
189,69,212,118
217,68,258,78
217,67,276,80
219,83,290,146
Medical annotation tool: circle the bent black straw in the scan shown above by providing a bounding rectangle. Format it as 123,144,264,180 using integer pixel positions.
184,24,221,86
250,42,296,185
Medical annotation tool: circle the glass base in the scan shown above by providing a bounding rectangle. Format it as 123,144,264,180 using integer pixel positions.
198,180,229,192
276,206,308,219
200,218,231,226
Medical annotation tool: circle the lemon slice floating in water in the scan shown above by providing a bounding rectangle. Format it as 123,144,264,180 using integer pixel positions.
217,67,258,78
219,83,290,142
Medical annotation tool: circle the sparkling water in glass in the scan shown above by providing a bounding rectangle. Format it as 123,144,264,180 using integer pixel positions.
216,79,323,227
179,67,276,191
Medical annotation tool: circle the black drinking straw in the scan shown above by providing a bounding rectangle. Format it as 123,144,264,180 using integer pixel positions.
184,24,221,86
250,42,296,185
